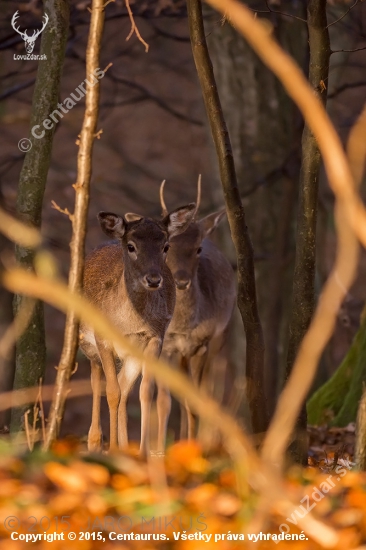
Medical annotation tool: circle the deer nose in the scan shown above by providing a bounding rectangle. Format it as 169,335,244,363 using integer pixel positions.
144,273,162,289
174,271,191,291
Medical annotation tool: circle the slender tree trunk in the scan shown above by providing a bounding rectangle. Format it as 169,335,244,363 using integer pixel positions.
187,0,268,434
356,385,366,470
11,0,70,432
205,4,307,420
0,265,14,431
44,0,105,448
264,177,296,414
285,0,330,464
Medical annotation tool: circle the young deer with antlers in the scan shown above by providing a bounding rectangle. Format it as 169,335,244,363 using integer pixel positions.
158,178,236,441
80,205,196,455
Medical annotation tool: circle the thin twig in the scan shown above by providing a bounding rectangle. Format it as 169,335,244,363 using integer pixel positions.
248,1,306,23
37,378,46,444
51,200,74,221
125,0,149,52
327,0,360,28
331,46,366,54
24,409,32,451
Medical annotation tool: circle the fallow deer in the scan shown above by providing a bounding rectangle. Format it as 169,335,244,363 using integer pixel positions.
157,178,236,442
80,205,196,455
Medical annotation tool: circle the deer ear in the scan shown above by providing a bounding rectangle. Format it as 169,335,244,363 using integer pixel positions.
164,203,196,238
98,211,126,238
124,213,143,223
199,209,226,237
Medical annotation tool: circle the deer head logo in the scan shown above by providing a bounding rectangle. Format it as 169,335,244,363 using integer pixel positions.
11,11,49,54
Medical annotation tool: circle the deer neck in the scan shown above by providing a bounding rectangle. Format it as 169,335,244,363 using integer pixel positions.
172,273,199,327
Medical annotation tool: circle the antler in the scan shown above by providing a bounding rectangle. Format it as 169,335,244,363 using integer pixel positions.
159,180,169,217
11,11,27,40
192,174,201,220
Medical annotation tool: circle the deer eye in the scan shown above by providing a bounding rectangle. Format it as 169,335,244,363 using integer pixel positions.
127,243,136,253
197,246,203,255
163,243,170,253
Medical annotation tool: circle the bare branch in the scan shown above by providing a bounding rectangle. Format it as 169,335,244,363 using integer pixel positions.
331,46,366,54
327,0,360,28
51,200,74,221
106,72,203,125
248,1,307,23
328,80,366,99
125,0,149,52
0,79,36,102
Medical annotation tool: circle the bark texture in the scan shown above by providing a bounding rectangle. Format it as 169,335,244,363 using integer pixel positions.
356,384,366,470
285,0,330,464
44,0,105,448
205,3,307,418
11,0,70,432
187,0,268,434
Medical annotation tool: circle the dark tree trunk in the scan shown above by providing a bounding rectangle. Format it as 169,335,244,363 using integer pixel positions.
204,2,307,418
285,0,330,464
187,0,268,434
11,0,70,432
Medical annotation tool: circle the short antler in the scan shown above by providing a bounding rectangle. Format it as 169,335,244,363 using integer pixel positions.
160,180,169,217
192,174,202,220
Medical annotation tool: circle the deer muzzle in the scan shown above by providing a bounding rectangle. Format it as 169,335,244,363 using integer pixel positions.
143,272,163,290
174,270,191,291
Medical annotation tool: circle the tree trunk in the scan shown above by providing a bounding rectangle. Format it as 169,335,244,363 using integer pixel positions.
44,0,106,448
205,2,307,419
285,0,330,464
308,313,366,427
356,384,366,470
187,0,268,434
11,0,70,432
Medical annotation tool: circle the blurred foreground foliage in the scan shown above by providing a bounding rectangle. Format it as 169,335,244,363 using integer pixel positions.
0,433,365,549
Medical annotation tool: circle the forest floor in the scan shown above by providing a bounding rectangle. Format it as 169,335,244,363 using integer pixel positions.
0,424,363,550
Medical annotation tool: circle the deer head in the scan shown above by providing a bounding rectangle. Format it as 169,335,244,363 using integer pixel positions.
98,204,196,291
159,177,226,290
11,11,49,54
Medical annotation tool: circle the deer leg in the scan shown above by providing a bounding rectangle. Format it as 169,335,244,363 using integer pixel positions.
198,338,225,447
117,357,141,449
96,341,120,452
156,351,176,452
186,348,208,440
179,355,189,439
140,338,162,457
156,384,171,452
88,360,103,451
